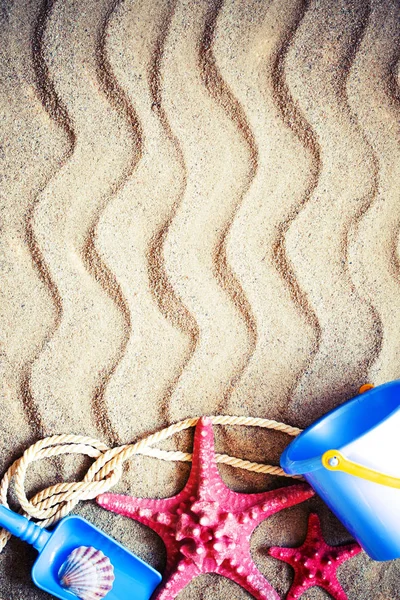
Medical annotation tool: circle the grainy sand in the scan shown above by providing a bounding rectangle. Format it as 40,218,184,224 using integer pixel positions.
1,0,400,598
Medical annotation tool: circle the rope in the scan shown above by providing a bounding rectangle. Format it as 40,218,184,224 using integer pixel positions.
0,414,302,553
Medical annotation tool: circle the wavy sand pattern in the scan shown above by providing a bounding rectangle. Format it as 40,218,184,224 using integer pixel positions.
1,0,399,598
347,0,400,386
284,0,380,426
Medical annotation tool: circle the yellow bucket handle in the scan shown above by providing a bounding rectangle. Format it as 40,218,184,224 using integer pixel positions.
322,449,400,489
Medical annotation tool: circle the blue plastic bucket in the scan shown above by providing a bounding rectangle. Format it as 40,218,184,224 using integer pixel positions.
281,380,400,561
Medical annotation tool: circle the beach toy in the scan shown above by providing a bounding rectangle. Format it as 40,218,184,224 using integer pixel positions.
0,504,162,600
281,379,400,561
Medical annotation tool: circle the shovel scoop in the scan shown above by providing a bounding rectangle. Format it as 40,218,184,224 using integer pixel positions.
0,504,162,600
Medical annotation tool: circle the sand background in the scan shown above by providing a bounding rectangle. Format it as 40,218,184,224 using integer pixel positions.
1,0,400,598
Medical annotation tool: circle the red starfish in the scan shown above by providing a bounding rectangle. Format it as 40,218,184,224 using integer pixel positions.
268,513,362,600
96,417,314,600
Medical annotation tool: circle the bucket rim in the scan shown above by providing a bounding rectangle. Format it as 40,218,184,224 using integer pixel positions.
281,379,400,475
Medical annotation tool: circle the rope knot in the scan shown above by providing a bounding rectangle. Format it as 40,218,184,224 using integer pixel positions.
0,415,301,553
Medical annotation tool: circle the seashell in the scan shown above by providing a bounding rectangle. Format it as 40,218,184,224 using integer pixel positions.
58,546,115,600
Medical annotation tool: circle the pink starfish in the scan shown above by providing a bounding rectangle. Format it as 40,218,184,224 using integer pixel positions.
268,513,362,600
97,416,314,600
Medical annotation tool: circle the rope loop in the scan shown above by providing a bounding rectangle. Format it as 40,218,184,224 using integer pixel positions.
0,414,301,553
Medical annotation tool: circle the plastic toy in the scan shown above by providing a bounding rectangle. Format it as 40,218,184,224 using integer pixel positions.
0,504,161,600
281,379,400,561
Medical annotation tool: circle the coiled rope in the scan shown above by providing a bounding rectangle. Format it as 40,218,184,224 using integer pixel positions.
0,414,302,553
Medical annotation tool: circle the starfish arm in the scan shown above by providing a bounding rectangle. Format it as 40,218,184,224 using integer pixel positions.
284,571,351,600
218,558,280,600
96,492,181,546
97,493,178,517
163,549,183,580
184,417,225,500
268,546,296,565
237,483,314,532
318,577,350,600
152,559,200,600
333,542,362,564
305,512,323,541
231,482,313,514
286,581,313,600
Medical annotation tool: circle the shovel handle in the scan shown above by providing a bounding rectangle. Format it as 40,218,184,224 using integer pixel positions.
322,450,400,489
0,505,51,551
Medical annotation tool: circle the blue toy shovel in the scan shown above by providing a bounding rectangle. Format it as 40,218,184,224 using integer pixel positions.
0,504,162,600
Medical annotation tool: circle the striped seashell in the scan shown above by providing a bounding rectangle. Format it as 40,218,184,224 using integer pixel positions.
58,546,115,600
